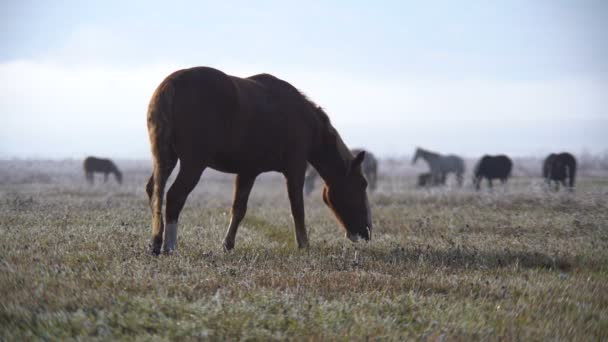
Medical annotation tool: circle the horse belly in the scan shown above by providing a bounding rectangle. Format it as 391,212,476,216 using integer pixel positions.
210,148,285,174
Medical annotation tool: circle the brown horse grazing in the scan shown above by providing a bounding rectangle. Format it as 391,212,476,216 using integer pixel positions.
146,67,372,255
83,157,122,184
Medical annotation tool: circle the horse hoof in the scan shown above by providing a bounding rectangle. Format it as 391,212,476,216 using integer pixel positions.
162,249,177,256
150,240,162,256
223,240,235,252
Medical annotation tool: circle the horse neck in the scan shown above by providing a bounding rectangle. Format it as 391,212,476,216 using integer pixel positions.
310,134,351,186
421,150,439,163
110,165,121,177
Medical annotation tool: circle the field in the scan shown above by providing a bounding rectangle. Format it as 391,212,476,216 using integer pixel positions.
1,159,607,340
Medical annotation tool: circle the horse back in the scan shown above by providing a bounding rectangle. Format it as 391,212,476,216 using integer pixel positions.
476,155,512,179
548,152,576,181
153,67,324,173
84,157,116,173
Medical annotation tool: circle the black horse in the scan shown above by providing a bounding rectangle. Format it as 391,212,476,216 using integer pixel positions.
543,152,576,191
473,155,512,191
83,157,122,185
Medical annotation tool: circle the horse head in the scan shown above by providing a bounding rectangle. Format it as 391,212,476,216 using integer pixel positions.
322,151,372,242
115,170,123,184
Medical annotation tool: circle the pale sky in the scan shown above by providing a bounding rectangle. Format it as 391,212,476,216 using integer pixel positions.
1,0,607,159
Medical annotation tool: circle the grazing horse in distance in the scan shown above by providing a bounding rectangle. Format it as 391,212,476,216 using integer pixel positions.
473,155,512,191
146,66,372,255
412,147,465,186
304,148,378,195
83,157,122,185
543,152,576,191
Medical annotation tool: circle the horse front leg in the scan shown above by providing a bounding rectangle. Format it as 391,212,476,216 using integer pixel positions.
285,165,308,248
223,173,257,251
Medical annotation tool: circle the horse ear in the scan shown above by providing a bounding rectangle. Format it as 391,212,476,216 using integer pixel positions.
353,151,365,167
348,151,365,175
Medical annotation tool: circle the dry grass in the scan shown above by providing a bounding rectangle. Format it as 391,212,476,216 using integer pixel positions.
1,160,607,340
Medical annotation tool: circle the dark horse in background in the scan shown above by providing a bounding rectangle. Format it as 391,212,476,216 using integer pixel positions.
146,67,372,255
412,147,465,186
416,172,433,188
543,152,576,191
304,148,378,195
473,155,512,191
83,157,122,185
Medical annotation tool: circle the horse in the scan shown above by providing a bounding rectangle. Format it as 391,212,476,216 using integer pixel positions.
303,148,378,195
83,157,122,185
412,147,465,187
543,152,576,191
416,172,434,188
145,66,372,255
473,155,512,190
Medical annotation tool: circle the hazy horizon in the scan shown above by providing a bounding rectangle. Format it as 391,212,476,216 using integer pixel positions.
1,1,607,160
2,117,607,160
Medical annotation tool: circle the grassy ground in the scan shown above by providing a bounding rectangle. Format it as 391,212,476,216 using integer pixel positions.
1,160,607,340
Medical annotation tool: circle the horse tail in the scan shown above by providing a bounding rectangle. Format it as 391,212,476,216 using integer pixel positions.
147,80,176,253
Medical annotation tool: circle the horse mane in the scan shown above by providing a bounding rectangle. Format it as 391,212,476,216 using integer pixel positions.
417,147,440,158
248,72,353,164
299,91,353,163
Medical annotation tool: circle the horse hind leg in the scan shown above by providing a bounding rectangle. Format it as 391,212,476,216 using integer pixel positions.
149,151,178,255
146,175,154,209
146,153,177,210
163,161,205,253
223,173,257,251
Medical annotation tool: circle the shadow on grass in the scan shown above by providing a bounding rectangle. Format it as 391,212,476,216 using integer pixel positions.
370,245,574,272
193,242,578,274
